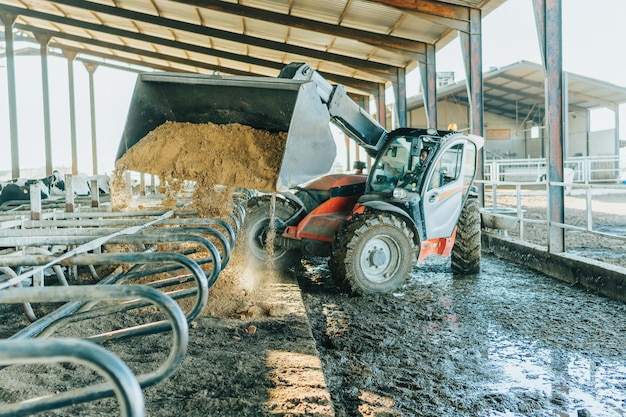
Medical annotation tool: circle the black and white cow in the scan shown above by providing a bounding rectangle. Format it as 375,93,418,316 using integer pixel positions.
0,171,64,206
61,175,110,196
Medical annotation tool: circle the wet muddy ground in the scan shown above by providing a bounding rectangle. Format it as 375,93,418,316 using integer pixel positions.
3,252,625,417
299,254,626,417
1,192,625,416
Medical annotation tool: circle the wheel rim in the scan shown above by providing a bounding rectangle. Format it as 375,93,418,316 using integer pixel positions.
359,235,400,283
247,217,287,260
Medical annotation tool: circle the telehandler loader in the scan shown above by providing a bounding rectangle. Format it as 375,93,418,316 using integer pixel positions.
117,63,484,295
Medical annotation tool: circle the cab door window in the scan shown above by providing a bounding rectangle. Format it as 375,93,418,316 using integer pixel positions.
427,143,463,191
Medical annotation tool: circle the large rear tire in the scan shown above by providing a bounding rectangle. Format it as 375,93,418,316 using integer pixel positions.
330,213,416,295
242,196,300,269
451,197,481,274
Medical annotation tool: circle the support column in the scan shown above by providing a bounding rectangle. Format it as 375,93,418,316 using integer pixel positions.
376,82,387,130
534,0,565,253
1,13,19,178
64,50,78,175
35,33,53,176
562,71,569,160
585,109,591,157
460,8,485,206
419,44,437,129
615,105,620,181
83,62,98,175
393,67,407,128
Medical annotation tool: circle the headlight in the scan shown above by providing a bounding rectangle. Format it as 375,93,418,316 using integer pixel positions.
392,188,408,199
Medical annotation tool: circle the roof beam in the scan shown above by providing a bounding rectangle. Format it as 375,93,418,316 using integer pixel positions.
483,80,584,112
1,5,283,71
496,73,614,109
167,0,426,58
40,0,399,79
0,4,392,83
483,81,544,103
13,22,380,94
365,0,471,32
49,44,249,75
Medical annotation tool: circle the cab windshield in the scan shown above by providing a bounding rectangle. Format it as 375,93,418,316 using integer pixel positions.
369,136,426,193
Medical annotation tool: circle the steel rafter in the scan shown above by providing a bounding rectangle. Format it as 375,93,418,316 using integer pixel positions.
24,0,399,80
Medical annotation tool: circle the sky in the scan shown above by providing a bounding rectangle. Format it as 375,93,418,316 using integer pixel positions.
1,0,625,176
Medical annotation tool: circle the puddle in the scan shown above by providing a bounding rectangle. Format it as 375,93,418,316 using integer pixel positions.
409,254,626,416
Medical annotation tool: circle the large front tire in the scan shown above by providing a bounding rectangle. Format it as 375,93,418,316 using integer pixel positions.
451,197,481,274
242,196,300,269
330,213,416,295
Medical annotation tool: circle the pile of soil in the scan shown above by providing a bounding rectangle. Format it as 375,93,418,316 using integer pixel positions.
112,121,287,218
115,121,287,194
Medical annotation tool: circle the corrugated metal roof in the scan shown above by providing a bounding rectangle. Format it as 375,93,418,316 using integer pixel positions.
408,61,626,121
0,0,506,94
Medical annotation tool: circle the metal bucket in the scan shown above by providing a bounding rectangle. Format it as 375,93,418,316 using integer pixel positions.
116,72,337,190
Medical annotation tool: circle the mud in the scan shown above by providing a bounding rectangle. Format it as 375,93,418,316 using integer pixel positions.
1,193,625,416
299,254,626,417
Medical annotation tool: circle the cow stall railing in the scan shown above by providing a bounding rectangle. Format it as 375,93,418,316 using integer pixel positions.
0,339,144,417
0,284,187,417
0,193,249,416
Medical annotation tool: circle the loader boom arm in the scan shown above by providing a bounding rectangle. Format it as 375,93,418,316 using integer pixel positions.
278,63,388,155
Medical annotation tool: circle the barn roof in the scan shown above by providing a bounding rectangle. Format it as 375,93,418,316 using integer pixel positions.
408,60,626,122
0,0,506,95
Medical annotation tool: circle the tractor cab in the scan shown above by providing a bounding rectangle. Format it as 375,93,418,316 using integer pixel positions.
368,128,439,195
364,128,484,241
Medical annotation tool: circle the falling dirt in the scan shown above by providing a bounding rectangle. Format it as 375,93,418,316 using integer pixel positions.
114,121,287,197
110,121,292,319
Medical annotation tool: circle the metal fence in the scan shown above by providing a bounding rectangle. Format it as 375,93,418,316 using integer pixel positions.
0,174,247,416
484,155,622,184
479,178,626,249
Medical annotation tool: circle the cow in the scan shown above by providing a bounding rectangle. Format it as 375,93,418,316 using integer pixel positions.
60,175,110,196
0,171,64,206
0,172,112,208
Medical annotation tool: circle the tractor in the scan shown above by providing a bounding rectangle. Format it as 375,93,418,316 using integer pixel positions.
117,63,484,295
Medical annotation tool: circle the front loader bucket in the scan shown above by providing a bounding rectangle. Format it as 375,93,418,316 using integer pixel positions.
116,72,337,190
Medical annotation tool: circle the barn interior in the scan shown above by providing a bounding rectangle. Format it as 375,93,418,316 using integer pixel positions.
1,1,626,416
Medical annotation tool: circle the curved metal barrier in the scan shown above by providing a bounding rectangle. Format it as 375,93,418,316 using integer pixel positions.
0,338,145,417
0,190,250,415
0,284,189,416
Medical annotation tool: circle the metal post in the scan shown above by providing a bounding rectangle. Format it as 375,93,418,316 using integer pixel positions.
91,178,100,207
460,8,485,207
377,82,386,130
563,71,569,160
64,50,79,175
64,173,75,212
140,173,146,196
29,184,42,221
614,104,620,182
395,66,407,128
1,13,20,178
419,44,437,129
585,109,591,157
534,0,565,253
83,62,98,175
35,33,53,176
